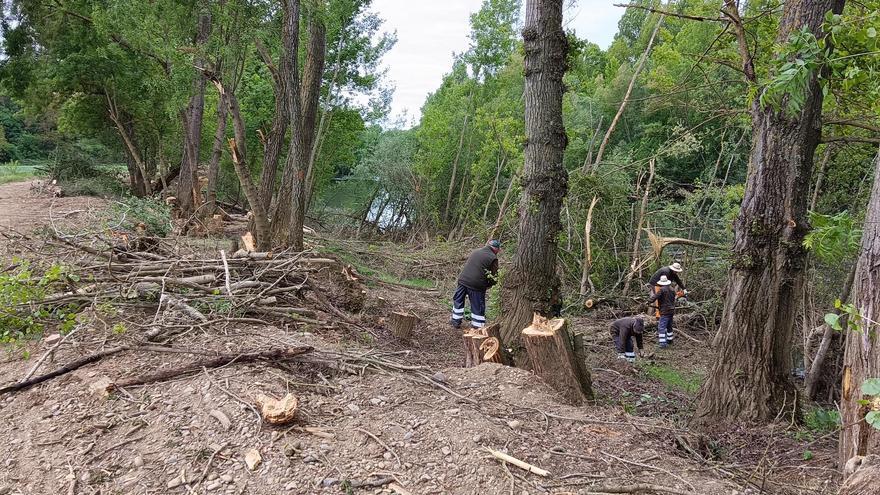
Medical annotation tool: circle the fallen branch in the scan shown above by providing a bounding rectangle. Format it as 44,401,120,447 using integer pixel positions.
486,448,550,477
114,346,313,389
0,346,126,395
580,483,693,495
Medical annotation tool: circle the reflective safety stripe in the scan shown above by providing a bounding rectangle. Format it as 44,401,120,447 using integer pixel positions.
451,314,464,321
472,321,485,328
625,352,636,358
471,314,486,322
452,307,465,314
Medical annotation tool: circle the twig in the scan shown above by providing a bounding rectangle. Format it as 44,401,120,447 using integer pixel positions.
202,368,263,428
198,443,228,484
580,483,694,494
357,428,401,466
601,450,694,491
485,448,550,477
23,324,82,381
220,249,233,297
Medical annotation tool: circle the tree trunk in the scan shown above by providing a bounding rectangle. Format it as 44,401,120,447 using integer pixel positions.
497,0,568,367
588,14,663,174
206,93,228,209
271,3,325,250
804,262,856,399
489,171,518,240
840,148,880,470
463,323,507,367
177,11,212,221
579,195,600,297
810,145,833,211
622,158,655,295
693,0,845,426
445,112,471,225
254,39,290,209
521,314,592,404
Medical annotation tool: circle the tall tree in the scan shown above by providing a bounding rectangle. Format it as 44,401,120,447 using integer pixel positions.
497,0,568,365
694,0,846,425
840,148,880,469
177,8,212,222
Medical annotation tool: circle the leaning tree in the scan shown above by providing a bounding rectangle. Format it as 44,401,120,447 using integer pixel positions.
694,0,846,424
496,0,569,364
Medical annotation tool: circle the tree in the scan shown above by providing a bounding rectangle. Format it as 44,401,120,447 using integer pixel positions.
693,0,846,425
840,148,880,469
497,0,570,366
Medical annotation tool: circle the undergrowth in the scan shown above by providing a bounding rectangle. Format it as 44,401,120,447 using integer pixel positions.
642,363,703,394
0,261,80,342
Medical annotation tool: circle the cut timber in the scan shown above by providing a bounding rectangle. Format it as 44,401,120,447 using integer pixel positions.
521,314,593,405
388,311,419,340
463,323,507,367
240,232,256,253
254,393,298,425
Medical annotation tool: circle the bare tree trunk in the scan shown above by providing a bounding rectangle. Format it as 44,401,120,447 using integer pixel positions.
622,158,655,295
694,0,845,426
805,262,856,399
498,0,568,367
105,94,150,196
579,195,599,297
271,3,325,250
489,172,518,240
588,15,663,174
840,148,880,470
444,111,471,225
254,39,290,209
810,145,833,211
206,94,228,209
483,154,507,223
177,11,212,221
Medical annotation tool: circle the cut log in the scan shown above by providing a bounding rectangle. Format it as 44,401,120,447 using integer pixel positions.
388,311,419,340
240,232,256,252
479,337,502,364
521,313,593,405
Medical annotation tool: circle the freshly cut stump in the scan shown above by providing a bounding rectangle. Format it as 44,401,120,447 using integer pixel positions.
522,313,593,405
388,311,419,340
254,393,298,425
463,323,507,367
479,337,503,364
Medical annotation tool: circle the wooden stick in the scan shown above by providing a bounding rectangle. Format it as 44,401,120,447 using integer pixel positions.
485,448,550,477
580,483,693,495
23,325,82,381
0,347,126,395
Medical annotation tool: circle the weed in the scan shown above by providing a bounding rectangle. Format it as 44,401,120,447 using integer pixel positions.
112,196,172,237
642,363,703,394
803,406,840,435
0,260,79,342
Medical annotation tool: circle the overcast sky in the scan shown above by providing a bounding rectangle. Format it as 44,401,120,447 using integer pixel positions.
370,0,624,123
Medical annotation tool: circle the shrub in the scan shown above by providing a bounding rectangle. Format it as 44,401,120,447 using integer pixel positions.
112,196,172,237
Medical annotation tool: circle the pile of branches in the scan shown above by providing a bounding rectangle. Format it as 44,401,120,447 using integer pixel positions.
40,233,356,327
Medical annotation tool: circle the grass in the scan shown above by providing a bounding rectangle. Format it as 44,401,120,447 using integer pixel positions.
642,363,703,394
0,164,43,184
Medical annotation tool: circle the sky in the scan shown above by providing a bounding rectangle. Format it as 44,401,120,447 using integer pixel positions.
370,0,624,123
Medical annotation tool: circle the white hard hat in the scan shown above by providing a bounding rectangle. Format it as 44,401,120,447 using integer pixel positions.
657,275,672,286
670,262,683,273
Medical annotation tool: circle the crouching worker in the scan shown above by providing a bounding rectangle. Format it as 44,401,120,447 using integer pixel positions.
610,317,644,363
450,240,500,329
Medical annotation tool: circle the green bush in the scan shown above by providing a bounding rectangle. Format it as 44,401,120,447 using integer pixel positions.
803,406,841,435
112,196,172,237
64,175,127,198
0,261,79,341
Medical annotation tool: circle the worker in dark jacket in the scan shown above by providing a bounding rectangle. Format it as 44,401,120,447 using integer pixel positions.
648,275,681,348
610,317,644,362
450,240,500,329
648,262,686,290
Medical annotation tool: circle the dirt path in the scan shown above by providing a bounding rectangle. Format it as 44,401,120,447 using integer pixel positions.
0,180,106,232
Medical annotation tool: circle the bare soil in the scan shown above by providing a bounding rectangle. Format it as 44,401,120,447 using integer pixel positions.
0,182,841,495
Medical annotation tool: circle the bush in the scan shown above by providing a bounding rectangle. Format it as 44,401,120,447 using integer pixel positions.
63,175,127,198
0,261,79,341
112,196,172,237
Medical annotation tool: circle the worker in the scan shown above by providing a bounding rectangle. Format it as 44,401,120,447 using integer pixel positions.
648,262,686,290
648,275,682,348
450,240,500,329
610,317,644,363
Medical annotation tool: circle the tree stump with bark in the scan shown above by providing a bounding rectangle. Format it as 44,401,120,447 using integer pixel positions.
463,323,507,367
840,455,880,495
521,313,593,405
388,311,419,341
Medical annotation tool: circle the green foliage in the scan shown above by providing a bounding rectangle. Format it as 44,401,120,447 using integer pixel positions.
760,27,823,115
803,211,862,263
0,261,78,341
642,363,703,394
803,406,841,434
112,196,172,237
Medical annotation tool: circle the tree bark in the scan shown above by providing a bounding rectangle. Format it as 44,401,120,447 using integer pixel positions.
840,148,880,470
255,38,290,209
177,11,212,221
445,112,471,225
388,311,419,341
804,262,856,399
693,0,845,426
497,0,568,367
521,314,592,404
206,92,228,209
463,323,506,367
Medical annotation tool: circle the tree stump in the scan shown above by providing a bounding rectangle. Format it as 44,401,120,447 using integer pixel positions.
388,311,419,340
840,455,880,495
521,313,593,405
463,323,507,367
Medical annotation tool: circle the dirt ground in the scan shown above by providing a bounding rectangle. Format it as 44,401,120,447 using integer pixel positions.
0,181,841,495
